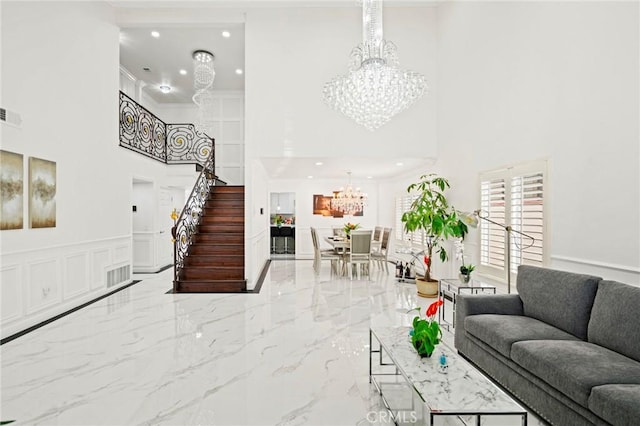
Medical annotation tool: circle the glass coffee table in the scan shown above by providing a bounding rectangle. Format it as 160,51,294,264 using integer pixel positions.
370,326,527,425
438,278,497,330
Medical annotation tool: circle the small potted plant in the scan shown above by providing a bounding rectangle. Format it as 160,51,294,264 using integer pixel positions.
459,263,475,283
343,222,360,238
455,240,474,283
408,299,444,357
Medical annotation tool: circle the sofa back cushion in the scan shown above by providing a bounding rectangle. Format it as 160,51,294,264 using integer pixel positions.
589,280,640,362
517,265,601,340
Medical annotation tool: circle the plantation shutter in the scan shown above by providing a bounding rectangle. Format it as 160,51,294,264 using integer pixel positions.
510,172,544,271
480,177,506,271
479,160,547,280
395,194,423,245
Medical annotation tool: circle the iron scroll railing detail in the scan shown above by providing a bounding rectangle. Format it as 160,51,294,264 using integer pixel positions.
172,151,215,289
166,124,212,165
118,91,213,167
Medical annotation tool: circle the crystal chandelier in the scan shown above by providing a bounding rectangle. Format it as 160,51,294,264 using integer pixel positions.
323,0,427,131
192,50,216,135
331,172,367,215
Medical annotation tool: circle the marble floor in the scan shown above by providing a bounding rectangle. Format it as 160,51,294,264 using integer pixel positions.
1,260,545,426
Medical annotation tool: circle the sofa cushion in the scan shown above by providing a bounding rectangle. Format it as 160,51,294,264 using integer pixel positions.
588,384,640,426
465,314,579,358
588,280,640,362
511,340,640,407
516,265,601,340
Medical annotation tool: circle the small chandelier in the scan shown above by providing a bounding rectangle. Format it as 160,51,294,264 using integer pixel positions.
322,0,427,131
192,50,216,135
331,172,367,215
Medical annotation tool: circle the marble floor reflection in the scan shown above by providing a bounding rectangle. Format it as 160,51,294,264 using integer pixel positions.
1,260,545,425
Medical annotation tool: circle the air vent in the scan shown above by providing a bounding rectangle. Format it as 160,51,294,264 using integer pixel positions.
0,107,22,127
107,264,131,288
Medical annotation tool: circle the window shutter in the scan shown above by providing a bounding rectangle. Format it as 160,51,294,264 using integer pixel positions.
479,160,547,281
480,178,506,271
510,172,544,271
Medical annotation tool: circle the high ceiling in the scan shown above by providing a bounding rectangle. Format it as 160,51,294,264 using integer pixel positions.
119,25,245,103
115,1,436,180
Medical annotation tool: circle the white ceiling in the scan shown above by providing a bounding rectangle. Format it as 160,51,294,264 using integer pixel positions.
119,25,245,103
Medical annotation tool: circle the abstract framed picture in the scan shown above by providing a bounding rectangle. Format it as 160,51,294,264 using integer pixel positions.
313,194,332,216
0,150,24,230
29,157,56,228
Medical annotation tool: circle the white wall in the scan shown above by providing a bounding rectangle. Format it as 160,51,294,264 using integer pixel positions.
432,1,639,284
155,92,245,185
245,6,438,160
0,2,201,338
0,1,130,337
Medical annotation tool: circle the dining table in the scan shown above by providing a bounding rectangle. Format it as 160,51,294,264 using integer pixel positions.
324,236,350,276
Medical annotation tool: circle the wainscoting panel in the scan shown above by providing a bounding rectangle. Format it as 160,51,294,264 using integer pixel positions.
246,229,267,291
27,259,61,314
114,244,131,264
1,265,23,322
0,235,133,340
92,249,111,290
64,252,89,299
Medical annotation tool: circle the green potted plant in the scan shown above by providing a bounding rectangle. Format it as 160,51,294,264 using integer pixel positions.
408,299,444,357
455,240,474,283
401,174,468,294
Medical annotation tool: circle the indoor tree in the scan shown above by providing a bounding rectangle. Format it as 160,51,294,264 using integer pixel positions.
401,174,468,282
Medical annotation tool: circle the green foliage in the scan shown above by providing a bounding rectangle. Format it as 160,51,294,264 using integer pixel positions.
460,264,475,275
401,174,468,281
411,317,442,357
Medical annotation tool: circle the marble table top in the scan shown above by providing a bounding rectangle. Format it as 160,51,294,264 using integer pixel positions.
371,326,526,416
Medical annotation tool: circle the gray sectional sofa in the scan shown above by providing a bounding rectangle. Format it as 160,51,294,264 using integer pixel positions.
454,265,640,426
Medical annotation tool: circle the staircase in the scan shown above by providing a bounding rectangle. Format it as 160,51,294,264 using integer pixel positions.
175,185,246,292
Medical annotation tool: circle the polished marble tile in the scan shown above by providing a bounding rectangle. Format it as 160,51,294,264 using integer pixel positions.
1,261,545,425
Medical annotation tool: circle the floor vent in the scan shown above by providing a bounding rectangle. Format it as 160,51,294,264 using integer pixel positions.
107,265,130,288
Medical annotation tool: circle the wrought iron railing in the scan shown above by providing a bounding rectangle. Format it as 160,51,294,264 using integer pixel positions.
118,91,219,290
118,91,213,167
171,151,215,290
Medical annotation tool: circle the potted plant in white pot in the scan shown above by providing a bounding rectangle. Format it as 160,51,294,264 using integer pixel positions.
401,174,468,297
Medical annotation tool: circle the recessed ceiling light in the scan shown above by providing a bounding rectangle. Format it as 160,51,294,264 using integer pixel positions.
367,176,373,179
307,175,314,179
159,85,171,93
179,69,187,75
235,68,244,75
315,162,323,166
222,31,231,38
396,162,404,166
151,31,160,38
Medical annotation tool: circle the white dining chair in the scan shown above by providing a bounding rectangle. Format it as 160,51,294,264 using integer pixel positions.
371,227,392,273
347,230,373,279
311,227,341,275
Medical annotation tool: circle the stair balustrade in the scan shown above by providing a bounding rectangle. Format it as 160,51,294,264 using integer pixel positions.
118,91,213,166
171,152,216,291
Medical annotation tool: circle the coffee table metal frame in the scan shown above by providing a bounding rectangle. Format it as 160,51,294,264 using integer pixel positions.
438,278,497,330
369,327,528,426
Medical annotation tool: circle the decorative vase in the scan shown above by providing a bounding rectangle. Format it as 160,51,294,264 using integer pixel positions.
459,273,471,283
416,277,438,298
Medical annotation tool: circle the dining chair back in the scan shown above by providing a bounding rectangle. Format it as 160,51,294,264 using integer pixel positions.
311,227,341,275
372,227,393,273
348,230,373,279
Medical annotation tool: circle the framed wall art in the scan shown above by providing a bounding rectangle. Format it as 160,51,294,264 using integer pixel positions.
29,156,57,228
0,150,24,230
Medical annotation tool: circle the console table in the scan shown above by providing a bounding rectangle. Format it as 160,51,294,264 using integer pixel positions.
438,277,497,330
369,326,527,426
